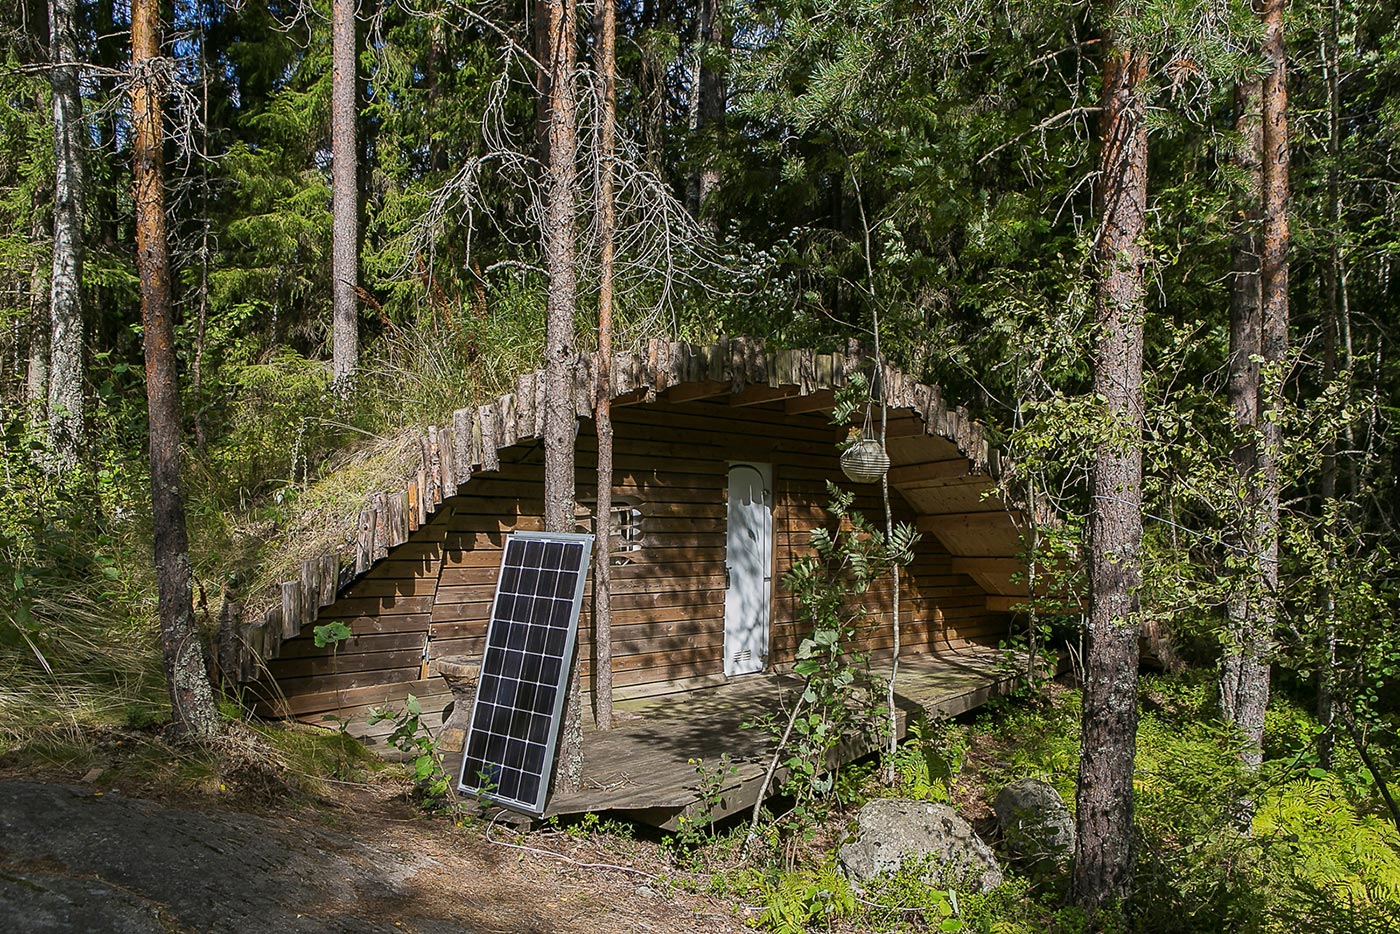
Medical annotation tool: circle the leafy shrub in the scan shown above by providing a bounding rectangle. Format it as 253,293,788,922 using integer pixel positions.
890,717,969,804
738,860,858,934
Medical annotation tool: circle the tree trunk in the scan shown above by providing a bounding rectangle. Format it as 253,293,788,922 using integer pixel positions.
693,0,726,233
636,0,667,171
330,0,359,386
542,0,583,792
193,16,211,449
1072,40,1147,912
592,0,618,733
534,0,553,166
1317,0,1348,770
27,182,50,422
48,0,84,468
1249,0,1290,770
1223,0,1289,776
1221,78,1268,771
132,0,221,743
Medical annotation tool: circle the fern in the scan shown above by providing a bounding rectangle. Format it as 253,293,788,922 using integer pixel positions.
1255,774,1400,909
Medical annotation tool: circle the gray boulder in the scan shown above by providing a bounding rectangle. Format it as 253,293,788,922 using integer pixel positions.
993,779,1075,877
837,798,1003,893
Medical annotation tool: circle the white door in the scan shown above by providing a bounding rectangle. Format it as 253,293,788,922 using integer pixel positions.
724,462,773,677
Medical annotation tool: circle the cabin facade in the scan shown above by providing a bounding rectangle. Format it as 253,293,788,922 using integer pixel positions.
231,338,1033,752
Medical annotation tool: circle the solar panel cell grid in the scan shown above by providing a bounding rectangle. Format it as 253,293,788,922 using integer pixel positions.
457,531,593,815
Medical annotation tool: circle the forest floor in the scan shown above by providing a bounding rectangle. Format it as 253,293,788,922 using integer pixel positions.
0,762,749,934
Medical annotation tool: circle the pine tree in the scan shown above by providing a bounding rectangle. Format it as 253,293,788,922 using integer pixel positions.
1222,75,1268,771
542,0,584,792
1073,25,1148,912
132,0,221,742
693,0,727,231
592,0,619,732
331,0,359,386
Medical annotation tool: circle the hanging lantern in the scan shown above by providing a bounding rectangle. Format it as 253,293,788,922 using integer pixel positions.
840,433,890,484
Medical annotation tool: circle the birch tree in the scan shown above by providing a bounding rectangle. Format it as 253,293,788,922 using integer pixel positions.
47,0,84,467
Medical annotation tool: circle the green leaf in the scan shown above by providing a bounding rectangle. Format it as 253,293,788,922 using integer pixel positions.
412,755,434,782
313,621,353,648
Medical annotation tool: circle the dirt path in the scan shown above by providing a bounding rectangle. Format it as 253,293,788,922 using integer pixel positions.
0,781,746,933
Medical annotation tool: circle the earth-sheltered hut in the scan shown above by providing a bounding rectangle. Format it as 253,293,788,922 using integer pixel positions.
226,337,1039,823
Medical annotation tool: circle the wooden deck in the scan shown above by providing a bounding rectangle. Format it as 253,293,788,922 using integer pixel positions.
517,644,1026,829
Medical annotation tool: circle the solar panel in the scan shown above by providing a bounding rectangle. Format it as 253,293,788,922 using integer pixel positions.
457,530,593,814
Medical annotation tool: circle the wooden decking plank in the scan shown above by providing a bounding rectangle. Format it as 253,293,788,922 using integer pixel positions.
539,644,1025,826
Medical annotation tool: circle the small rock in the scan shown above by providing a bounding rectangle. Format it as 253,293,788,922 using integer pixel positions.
837,798,1003,892
993,779,1074,878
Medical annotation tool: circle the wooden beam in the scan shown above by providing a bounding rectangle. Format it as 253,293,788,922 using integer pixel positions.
610,388,651,408
951,556,1026,575
885,417,927,439
729,384,802,407
665,379,730,404
987,594,1085,613
888,459,971,486
784,390,835,415
916,511,1010,534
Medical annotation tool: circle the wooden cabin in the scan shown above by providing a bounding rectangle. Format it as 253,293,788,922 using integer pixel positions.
230,338,1035,817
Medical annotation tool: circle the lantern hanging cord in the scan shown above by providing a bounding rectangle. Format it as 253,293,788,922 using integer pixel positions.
843,143,899,783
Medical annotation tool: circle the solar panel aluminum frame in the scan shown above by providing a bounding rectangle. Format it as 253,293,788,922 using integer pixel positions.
456,530,594,815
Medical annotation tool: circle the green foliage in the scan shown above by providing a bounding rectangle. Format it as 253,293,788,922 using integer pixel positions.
312,621,352,649
969,675,1400,933
889,717,970,805
555,810,637,840
856,858,966,932
772,483,918,810
675,755,738,852
200,351,337,500
737,860,858,934
1255,774,1400,909
368,694,456,812
0,418,165,749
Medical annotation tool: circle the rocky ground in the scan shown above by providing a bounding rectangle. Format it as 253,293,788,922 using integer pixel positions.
0,780,747,933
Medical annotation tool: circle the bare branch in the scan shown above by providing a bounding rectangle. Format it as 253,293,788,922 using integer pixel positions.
977,106,1102,166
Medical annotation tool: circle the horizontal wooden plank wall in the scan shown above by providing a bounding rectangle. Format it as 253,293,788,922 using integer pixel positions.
252,394,1010,747
250,509,454,742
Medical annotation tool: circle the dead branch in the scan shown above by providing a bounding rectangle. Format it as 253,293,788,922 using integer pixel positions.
976,106,1102,166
